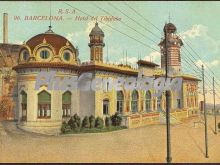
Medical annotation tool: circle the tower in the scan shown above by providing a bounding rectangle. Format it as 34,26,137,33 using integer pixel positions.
88,22,105,63
159,23,183,75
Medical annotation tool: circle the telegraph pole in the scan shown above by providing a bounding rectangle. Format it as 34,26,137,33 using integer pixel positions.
213,76,217,134
164,23,172,163
202,65,209,158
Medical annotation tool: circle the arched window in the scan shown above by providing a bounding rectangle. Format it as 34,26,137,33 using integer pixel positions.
63,52,70,61
191,97,194,107
38,90,51,118
22,50,29,61
157,95,162,112
62,91,71,117
21,91,27,121
40,50,50,59
145,91,151,112
117,91,124,114
103,99,109,115
131,90,138,113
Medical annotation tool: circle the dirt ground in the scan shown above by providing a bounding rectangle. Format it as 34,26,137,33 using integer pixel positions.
0,115,220,163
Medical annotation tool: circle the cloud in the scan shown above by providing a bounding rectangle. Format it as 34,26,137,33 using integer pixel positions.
195,59,219,68
66,32,82,45
118,56,138,65
180,24,220,53
143,51,161,64
180,24,208,39
15,40,23,45
210,60,219,66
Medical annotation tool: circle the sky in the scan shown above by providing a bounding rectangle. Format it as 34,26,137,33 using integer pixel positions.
0,1,220,104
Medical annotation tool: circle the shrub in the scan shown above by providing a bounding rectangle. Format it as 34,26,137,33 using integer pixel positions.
89,115,95,128
111,112,122,126
105,116,111,127
95,117,104,129
61,121,71,133
68,113,81,130
82,116,90,128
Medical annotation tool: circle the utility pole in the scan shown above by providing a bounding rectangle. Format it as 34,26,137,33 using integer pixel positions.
164,23,172,163
213,76,217,134
202,64,209,158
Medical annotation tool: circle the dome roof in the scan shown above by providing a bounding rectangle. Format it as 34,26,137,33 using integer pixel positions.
163,23,176,33
26,30,75,54
89,22,104,37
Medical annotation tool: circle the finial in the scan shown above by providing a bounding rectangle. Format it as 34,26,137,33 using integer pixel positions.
45,1,54,33
49,1,52,28
43,38,47,43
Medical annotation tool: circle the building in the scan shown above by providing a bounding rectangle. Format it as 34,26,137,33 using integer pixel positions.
0,13,22,120
0,13,200,134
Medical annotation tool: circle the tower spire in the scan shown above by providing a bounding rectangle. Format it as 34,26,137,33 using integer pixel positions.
49,1,52,29
45,1,54,33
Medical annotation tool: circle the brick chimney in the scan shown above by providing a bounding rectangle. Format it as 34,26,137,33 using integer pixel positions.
3,13,8,43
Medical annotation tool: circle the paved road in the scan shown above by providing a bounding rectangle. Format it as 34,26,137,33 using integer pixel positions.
0,115,220,163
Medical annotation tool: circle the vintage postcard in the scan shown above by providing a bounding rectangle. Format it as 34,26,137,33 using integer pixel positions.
0,1,220,163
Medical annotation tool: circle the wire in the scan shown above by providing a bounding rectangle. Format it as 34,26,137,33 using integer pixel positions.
64,2,160,53
108,2,161,39
124,1,161,32
92,2,158,45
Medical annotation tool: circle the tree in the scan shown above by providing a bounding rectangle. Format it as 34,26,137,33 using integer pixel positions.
82,116,90,128
89,115,95,128
95,117,104,129
61,121,71,133
111,112,122,126
68,113,81,129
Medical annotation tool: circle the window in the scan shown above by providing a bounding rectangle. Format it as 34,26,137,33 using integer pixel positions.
22,50,29,61
117,91,124,114
157,95,162,112
103,100,109,115
63,52,71,61
62,91,71,117
145,91,151,112
131,90,138,113
21,91,27,121
38,90,51,118
191,98,194,107
40,50,49,59
177,99,181,109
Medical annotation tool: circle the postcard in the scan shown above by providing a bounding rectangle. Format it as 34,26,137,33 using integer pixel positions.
0,1,219,163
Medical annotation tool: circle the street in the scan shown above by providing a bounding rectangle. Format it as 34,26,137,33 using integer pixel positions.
0,115,220,163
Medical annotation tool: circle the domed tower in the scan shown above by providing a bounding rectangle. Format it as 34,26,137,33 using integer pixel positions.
88,22,105,63
13,27,79,134
159,23,183,75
